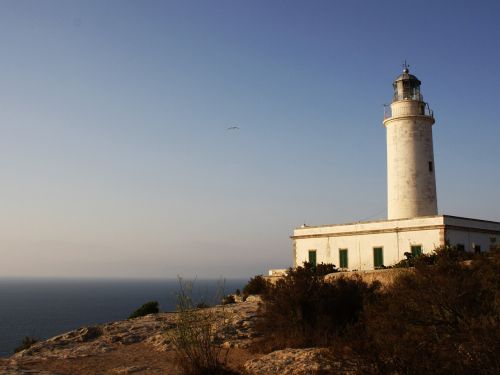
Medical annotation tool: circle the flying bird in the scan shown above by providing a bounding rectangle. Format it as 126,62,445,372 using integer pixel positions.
227,126,240,130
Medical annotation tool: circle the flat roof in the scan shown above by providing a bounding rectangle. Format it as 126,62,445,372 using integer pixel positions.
295,214,500,230
292,214,500,239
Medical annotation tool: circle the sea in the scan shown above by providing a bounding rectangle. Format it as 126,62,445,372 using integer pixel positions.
0,278,246,357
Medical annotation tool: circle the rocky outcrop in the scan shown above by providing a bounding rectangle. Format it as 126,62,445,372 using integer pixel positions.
0,300,260,374
12,313,171,361
0,298,369,375
244,348,367,375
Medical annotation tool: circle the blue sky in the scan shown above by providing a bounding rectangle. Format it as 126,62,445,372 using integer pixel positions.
0,0,499,278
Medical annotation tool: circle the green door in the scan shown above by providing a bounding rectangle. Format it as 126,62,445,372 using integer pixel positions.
308,250,317,267
411,245,422,257
339,249,348,268
373,247,384,268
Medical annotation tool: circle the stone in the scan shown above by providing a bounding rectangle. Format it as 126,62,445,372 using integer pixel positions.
112,366,148,374
244,348,363,375
245,295,262,303
77,326,102,342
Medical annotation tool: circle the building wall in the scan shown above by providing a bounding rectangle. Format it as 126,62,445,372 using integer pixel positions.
444,216,499,252
294,228,441,270
292,216,500,270
446,229,496,252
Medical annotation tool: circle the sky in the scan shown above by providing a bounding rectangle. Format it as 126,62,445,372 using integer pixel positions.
0,0,499,278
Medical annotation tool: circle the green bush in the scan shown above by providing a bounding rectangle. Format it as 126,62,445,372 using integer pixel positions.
254,264,380,351
242,275,268,299
391,244,475,268
196,302,210,309
14,336,38,353
304,261,339,276
128,301,159,319
390,251,433,268
221,294,236,305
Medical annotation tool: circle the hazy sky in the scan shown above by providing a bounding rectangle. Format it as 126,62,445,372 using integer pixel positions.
1,0,499,278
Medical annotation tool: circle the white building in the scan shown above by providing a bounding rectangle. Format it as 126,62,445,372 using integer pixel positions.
291,67,500,270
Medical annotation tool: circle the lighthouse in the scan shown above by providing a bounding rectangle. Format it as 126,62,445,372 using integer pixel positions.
287,65,500,273
384,65,438,220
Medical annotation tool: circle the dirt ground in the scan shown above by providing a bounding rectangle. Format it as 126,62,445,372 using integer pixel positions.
10,343,259,375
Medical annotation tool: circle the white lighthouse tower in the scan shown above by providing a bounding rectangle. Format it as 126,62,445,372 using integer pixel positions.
383,65,438,220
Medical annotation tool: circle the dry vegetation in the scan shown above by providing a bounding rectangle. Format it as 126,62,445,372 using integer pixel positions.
170,279,239,375
254,263,379,351
249,245,500,375
353,246,500,375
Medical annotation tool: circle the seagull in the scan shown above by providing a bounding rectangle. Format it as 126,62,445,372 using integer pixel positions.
227,126,240,130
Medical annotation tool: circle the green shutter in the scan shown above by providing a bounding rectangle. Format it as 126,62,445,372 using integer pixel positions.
411,245,422,257
308,250,317,267
373,247,383,268
339,249,348,268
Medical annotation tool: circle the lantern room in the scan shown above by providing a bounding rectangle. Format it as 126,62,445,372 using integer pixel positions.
393,67,423,102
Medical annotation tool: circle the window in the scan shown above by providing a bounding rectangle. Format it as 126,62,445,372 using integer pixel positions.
373,247,384,268
339,249,348,268
429,161,433,172
456,244,465,252
490,236,496,250
411,245,422,257
473,244,481,254
308,250,317,267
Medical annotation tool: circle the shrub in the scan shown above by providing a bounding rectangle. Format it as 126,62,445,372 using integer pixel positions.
308,261,339,276
221,294,235,305
14,336,38,353
128,301,159,319
348,250,500,375
391,244,475,269
434,243,476,263
170,279,238,375
196,302,210,309
242,275,268,300
254,265,380,351
391,251,434,268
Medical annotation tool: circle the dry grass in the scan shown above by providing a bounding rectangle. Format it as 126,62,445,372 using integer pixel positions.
169,279,240,375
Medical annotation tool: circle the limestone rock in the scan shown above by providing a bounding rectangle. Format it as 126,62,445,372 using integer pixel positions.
112,365,149,373
6,299,260,364
245,295,262,303
244,348,363,375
